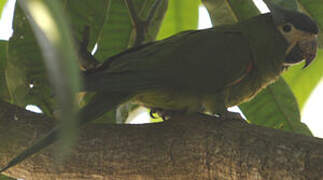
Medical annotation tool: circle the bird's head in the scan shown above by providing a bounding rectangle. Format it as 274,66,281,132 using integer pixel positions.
266,1,319,68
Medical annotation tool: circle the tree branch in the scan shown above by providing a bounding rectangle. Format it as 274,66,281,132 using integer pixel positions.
0,100,323,179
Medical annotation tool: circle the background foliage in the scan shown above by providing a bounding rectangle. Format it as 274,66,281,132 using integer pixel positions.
0,0,322,178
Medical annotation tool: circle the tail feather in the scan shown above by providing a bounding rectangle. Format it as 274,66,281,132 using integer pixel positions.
0,91,132,173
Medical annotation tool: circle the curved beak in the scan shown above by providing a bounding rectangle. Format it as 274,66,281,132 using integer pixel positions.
301,36,318,68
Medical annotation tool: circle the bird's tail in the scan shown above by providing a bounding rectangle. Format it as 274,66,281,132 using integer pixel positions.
0,91,133,173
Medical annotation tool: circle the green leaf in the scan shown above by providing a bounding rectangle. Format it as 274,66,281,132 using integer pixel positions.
297,0,323,47
94,0,168,60
240,78,312,136
283,49,323,111
202,0,259,25
157,0,200,40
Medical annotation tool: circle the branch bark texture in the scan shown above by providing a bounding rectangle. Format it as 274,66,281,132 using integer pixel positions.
0,101,322,179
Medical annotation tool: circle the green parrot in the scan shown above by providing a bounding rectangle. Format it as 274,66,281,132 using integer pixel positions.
0,1,319,172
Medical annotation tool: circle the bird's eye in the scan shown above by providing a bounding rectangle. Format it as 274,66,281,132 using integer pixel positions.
282,24,292,33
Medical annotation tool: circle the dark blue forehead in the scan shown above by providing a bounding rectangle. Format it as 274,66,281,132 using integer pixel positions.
287,12,319,34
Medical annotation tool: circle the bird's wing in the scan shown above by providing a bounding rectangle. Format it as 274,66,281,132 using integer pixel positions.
84,25,254,93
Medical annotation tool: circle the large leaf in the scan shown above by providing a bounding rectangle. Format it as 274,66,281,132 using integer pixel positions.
95,0,168,60
240,78,312,136
157,0,200,40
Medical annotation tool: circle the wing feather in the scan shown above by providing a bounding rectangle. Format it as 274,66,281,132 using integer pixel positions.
84,26,254,93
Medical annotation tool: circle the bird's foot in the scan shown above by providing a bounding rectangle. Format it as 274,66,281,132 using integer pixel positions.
150,108,181,121
218,111,247,124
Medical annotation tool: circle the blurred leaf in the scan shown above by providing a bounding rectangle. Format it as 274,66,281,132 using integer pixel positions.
0,174,14,180
297,0,323,47
17,0,80,157
283,49,323,111
157,0,199,40
202,0,259,25
0,0,8,18
6,4,55,115
6,0,111,116
240,78,312,136
0,40,10,101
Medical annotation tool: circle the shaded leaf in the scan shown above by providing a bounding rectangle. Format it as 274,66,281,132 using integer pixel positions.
202,0,259,25
240,78,312,136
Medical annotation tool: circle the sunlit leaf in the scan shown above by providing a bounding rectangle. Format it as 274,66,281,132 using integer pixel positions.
157,0,199,40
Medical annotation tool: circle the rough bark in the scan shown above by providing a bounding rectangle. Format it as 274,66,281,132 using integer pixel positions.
0,101,322,180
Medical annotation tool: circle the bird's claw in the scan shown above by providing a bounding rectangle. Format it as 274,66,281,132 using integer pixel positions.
150,108,179,121
217,111,247,124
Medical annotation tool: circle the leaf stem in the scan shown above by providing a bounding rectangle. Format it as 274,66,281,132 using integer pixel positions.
124,0,164,47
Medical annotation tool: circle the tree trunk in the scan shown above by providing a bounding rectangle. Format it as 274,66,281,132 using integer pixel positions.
0,101,322,180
